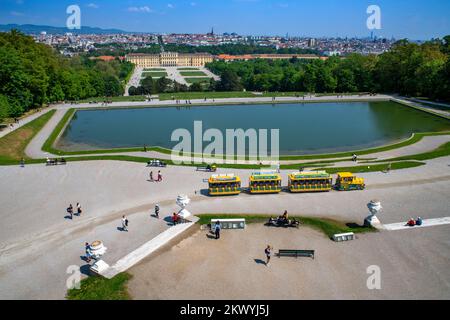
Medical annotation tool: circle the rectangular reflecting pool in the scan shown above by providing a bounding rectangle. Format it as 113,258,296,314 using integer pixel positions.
57,101,450,155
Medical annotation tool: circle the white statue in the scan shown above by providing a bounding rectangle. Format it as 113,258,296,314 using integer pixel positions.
176,195,192,219
365,199,383,229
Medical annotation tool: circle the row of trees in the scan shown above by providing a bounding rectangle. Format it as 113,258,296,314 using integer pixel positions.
128,74,236,96
206,37,450,101
0,31,134,122
129,76,190,95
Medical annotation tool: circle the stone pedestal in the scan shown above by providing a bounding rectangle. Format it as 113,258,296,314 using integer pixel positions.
176,195,192,220
365,200,384,229
364,215,383,229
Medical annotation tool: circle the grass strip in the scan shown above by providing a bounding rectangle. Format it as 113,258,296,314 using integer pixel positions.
0,110,55,162
196,214,376,238
180,71,207,77
314,161,425,173
66,273,131,300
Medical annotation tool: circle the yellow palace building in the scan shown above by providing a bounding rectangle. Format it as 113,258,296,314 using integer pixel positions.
125,52,214,68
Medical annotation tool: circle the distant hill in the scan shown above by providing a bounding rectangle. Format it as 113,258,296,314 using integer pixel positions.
0,24,131,35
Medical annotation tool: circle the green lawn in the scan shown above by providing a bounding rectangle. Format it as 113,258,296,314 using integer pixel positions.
79,96,147,103
0,110,56,164
196,214,375,238
368,141,450,163
144,68,166,71
158,91,256,101
180,71,207,77
142,71,168,78
185,77,212,84
66,273,132,300
314,161,425,173
178,67,199,71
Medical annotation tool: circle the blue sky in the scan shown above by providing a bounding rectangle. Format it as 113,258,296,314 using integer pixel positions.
0,0,449,39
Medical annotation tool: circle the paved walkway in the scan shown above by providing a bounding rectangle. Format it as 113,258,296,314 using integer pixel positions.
124,67,144,96
0,108,54,139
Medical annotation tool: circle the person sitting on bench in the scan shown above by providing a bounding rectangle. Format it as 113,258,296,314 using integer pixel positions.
277,211,289,224
172,213,180,225
407,218,416,227
416,217,423,226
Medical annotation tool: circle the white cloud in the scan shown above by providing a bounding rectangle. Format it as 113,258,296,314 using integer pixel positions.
167,4,175,9
128,6,153,13
87,3,99,9
10,11,24,16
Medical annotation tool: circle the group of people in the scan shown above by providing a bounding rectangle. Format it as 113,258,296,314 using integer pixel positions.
407,217,423,227
174,100,193,105
277,210,289,224
66,203,82,219
149,170,163,182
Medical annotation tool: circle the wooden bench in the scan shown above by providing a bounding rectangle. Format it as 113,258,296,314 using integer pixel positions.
277,249,315,259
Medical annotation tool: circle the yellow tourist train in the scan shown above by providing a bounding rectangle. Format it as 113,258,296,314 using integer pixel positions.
288,171,333,193
208,174,242,196
208,171,365,196
249,171,282,194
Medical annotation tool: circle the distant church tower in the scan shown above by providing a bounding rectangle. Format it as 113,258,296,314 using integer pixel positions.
208,27,214,36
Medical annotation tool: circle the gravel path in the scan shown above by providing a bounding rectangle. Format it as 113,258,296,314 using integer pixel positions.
0,156,449,299
129,224,450,300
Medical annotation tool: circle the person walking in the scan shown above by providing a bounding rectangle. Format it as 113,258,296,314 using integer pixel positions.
154,204,160,219
20,158,25,168
149,171,154,182
67,204,74,220
77,203,82,216
157,171,162,182
265,245,273,266
387,163,392,173
85,242,92,263
214,221,222,240
122,215,129,232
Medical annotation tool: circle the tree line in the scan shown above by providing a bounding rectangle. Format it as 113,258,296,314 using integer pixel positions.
206,37,450,101
0,31,134,122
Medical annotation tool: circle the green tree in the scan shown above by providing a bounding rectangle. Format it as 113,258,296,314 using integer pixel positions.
217,70,243,91
0,94,10,123
140,76,155,95
190,82,203,92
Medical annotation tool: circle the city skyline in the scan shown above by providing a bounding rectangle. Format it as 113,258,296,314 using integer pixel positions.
0,0,449,40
